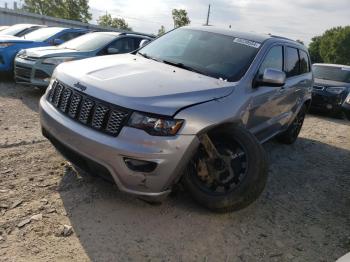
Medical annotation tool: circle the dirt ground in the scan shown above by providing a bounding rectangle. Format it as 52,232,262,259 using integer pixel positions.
0,80,349,262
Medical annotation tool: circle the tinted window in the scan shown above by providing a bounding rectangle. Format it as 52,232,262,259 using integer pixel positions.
313,65,350,83
60,32,117,51
258,46,283,77
299,50,310,74
109,37,136,53
59,32,83,42
285,47,300,77
138,28,261,81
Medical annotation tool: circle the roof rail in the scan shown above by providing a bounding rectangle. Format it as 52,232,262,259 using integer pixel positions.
120,32,156,38
268,34,296,42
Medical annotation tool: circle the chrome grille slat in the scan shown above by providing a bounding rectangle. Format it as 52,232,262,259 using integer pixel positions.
313,85,325,91
47,80,130,137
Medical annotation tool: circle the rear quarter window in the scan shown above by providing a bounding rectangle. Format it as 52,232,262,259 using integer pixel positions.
285,47,300,77
299,50,310,74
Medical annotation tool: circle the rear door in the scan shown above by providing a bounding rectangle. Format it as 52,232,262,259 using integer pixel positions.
281,46,309,125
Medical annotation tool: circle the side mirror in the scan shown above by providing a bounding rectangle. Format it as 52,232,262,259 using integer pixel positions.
139,39,150,48
107,47,120,54
257,68,286,87
52,39,63,45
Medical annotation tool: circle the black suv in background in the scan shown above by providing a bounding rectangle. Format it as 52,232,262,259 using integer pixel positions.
311,64,350,117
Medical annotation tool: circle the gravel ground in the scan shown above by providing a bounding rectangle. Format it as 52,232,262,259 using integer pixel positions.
0,80,349,262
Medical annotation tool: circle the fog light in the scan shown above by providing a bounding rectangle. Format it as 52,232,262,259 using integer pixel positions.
124,158,157,173
326,104,333,110
44,78,50,82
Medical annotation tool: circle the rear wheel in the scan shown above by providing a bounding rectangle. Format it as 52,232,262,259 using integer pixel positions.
277,105,306,144
183,126,268,212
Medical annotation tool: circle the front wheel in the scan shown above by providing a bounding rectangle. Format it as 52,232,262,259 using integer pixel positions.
183,126,268,212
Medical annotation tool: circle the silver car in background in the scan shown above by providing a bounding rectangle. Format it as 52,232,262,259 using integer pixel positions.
40,26,312,212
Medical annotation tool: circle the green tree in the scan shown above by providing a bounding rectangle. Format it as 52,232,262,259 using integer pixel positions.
308,36,323,63
62,0,92,23
23,0,91,23
158,25,166,36
172,9,190,28
98,13,132,31
309,26,350,65
319,26,350,65
22,0,60,16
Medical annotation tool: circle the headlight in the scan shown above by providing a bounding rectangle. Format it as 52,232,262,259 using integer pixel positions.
326,86,347,94
127,112,184,136
42,57,77,65
0,43,14,48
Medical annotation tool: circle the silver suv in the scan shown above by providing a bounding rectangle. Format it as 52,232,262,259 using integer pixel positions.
40,26,313,212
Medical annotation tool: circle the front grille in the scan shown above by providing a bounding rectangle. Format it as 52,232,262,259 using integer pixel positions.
15,65,32,79
18,55,38,62
47,80,130,137
34,69,50,79
313,85,325,91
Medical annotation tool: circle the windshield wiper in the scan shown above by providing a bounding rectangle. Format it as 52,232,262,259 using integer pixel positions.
137,52,160,62
161,60,206,76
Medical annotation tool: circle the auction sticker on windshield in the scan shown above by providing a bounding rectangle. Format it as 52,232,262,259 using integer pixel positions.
233,38,261,48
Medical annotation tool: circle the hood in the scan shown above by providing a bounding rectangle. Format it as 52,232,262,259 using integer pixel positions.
55,54,235,116
314,78,350,88
23,46,81,58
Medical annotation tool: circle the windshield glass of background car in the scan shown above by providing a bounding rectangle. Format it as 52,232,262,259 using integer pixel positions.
23,27,63,41
0,24,29,35
59,33,117,51
313,65,350,83
138,28,260,81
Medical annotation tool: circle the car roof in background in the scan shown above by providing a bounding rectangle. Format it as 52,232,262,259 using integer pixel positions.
313,63,350,69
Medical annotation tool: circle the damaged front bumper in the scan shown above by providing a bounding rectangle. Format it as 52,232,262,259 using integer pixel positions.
39,96,200,198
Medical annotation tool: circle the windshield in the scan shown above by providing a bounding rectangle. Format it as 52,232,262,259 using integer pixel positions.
313,65,350,83
23,27,64,42
0,24,32,36
138,28,261,81
59,32,117,51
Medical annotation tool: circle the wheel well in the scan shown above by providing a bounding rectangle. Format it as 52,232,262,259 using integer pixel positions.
304,99,312,111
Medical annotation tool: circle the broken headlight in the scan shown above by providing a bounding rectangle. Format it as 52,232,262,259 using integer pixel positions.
127,112,184,136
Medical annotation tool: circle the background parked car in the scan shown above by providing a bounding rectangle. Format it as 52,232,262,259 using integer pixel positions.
0,24,44,37
0,26,10,32
0,27,89,73
311,63,350,117
14,31,154,87
342,93,350,120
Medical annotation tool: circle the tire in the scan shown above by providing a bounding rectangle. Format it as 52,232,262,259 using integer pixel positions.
344,110,350,121
183,126,268,213
277,105,306,144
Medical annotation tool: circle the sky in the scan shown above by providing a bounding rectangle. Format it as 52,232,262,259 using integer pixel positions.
2,0,350,45
88,0,350,45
